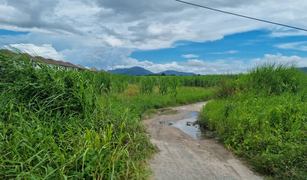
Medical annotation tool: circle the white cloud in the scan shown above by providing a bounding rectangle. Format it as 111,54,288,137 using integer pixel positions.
186,59,206,67
186,59,247,74
112,60,185,73
250,53,307,67
276,42,307,51
269,31,307,37
6,43,65,60
209,50,239,55
111,57,249,75
1,0,307,72
182,54,199,58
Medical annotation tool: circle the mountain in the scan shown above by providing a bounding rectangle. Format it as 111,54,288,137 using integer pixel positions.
158,70,196,76
300,67,307,73
108,66,153,76
108,67,197,76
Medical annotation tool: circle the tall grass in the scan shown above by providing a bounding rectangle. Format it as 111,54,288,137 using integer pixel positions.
200,63,307,179
0,50,218,179
0,51,155,179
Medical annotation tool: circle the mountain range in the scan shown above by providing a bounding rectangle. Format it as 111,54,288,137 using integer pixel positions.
108,67,196,76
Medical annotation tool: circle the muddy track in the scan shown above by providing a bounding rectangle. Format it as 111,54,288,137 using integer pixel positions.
144,102,262,180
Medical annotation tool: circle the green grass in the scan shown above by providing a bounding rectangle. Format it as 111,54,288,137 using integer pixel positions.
200,63,307,179
0,50,157,179
0,50,216,179
121,86,214,117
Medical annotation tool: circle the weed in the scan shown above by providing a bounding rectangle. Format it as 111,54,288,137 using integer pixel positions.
200,63,307,179
0,49,218,179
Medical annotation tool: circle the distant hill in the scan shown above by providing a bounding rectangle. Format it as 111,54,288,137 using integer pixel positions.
108,66,196,76
300,67,307,72
108,67,153,76
158,70,196,76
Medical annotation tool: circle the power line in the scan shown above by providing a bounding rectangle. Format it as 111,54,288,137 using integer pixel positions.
175,0,307,32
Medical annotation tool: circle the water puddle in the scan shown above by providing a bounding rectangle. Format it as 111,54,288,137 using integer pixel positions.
188,111,199,115
172,116,212,140
153,111,214,140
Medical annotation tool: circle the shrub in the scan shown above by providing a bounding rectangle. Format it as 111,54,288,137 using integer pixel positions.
0,51,155,179
200,63,307,179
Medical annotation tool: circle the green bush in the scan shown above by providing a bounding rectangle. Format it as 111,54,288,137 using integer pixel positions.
200,63,307,179
0,50,217,179
159,77,168,95
0,51,155,179
247,63,305,95
140,77,155,94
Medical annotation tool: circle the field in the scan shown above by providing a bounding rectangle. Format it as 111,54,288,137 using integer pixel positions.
0,51,221,179
200,63,307,179
2,50,306,180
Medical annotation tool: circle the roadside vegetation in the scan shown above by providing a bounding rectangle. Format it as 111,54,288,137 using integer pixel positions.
0,50,221,179
200,63,307,179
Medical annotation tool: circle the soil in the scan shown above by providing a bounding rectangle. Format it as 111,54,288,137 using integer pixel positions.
143,102,263,180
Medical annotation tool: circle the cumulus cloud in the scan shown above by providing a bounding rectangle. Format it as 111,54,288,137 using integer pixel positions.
186,59,207,67
1,0,307,72
114,53,307,74
112,59,185,73
250,53,307,67
6,43,65,60
111,57,250,75
186,59,247,74
3,0,305,51
182,54,199,58
0,0,82,34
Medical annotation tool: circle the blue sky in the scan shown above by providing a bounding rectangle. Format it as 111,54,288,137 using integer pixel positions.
1,0,307,74
0,29,28,36
131,30,307,64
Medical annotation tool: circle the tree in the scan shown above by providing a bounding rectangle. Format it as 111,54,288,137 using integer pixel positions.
161,73,166,76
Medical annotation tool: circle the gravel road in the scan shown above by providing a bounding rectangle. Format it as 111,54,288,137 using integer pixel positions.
144,102,263,180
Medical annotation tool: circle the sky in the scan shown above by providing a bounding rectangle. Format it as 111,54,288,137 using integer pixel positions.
1,0,307,74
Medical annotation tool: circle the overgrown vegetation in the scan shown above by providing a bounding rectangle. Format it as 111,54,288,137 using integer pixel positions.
200,63,307,179
0,50,218,179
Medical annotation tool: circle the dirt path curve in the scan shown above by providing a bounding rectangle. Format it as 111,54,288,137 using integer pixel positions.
144,102,262,180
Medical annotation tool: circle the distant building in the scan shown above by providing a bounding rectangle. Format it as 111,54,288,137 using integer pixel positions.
32,56,79,70
76,64,88,70
0,50,106,72
90,67,99,72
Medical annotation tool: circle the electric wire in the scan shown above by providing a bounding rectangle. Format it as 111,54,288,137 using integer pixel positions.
175,0,307,32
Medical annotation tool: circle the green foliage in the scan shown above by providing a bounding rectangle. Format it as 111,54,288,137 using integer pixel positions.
200,63,307,179
159,77,168,95
248,63,305,95
127,87,214,116
0,50,218,179
179,74,238,88
113,76,129,93
0,51,155,179
140,77,155,94
169,77,180,97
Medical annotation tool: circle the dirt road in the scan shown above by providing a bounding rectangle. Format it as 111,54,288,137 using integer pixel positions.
144,102,262,180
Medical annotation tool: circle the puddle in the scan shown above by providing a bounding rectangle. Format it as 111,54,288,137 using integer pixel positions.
153,114,214,140
188,111,199,115
172,116,213,140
